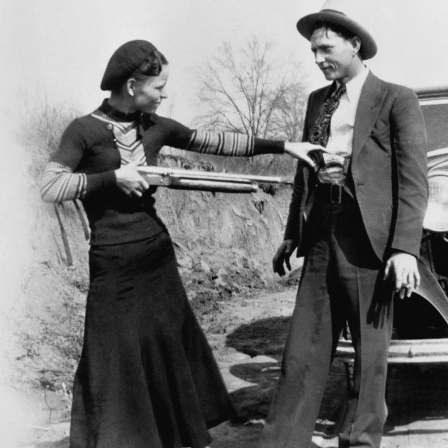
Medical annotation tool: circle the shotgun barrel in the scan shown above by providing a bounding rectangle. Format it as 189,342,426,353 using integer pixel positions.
137,166,291,193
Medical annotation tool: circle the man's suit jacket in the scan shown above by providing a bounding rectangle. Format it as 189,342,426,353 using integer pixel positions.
284,71,429,261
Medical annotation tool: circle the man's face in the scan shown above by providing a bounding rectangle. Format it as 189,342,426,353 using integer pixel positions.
310,27,357,83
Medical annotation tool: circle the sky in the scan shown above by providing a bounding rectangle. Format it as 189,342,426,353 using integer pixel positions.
2,0,448,127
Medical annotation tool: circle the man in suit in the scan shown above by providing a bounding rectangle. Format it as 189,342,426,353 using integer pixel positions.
260,2,428,448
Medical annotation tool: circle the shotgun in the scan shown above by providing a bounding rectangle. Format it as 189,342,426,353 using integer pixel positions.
137,166,292,193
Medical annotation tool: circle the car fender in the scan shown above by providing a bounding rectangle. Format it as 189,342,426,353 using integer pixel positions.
416,257,448,324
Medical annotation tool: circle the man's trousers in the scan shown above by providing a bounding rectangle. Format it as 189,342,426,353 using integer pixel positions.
261,190,394,448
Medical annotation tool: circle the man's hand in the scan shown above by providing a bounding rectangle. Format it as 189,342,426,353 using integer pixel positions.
273,240,298,276
383,252,420,299
284,142,325,169
115,160,149,197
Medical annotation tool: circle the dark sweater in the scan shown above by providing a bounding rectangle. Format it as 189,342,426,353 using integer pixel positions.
48,101,285,245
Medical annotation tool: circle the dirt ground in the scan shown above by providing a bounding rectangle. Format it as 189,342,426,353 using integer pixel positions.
7,288,448,448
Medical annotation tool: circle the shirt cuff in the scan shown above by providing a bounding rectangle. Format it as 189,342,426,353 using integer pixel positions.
86,170,117,194
253,138,285,155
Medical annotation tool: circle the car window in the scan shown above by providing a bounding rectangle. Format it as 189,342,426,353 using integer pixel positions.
420,101,448,152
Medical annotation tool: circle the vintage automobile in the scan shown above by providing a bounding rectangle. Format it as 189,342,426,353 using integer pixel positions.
337,86,448,365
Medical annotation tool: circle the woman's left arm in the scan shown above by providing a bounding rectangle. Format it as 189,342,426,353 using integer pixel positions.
162,116,320,166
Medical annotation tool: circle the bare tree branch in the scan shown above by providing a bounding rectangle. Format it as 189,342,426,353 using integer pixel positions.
194,37,309,174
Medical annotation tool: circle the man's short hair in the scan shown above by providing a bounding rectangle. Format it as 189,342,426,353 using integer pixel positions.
312,20,357,41
311,21,362,59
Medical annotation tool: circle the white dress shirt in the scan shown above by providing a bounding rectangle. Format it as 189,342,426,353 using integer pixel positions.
326,66,370,157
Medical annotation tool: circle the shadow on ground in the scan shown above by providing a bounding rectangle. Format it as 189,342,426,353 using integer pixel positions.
31,437,69,448
225,316,347,434
385,364,448,432
226,316,290,358
223,316,448,447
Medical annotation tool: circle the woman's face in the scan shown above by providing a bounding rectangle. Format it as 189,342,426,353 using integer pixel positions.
131,64,169,114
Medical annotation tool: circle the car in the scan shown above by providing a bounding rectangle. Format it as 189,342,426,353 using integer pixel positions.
337,86,448,365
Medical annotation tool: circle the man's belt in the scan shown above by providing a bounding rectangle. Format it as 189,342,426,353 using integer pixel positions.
315,183,352,205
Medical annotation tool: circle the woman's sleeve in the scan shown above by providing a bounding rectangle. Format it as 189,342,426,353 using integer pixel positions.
185,130,285,156
40,160,87,203
40,119,116,203
162,116,285,157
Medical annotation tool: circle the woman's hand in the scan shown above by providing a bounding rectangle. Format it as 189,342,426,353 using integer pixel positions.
284,142,324,168
115,161,149,197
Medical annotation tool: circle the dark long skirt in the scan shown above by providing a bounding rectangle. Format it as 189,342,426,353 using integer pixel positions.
70,231,234,448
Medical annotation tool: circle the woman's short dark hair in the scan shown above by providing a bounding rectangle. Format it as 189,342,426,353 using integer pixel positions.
111,49,168,94
132,50,168,79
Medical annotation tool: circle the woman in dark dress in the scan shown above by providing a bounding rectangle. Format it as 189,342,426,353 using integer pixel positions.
40,40,320,448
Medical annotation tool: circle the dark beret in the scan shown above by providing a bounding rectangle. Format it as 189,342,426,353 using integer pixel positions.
100,40,158,91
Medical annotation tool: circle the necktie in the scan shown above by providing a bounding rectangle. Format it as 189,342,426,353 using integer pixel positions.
308,83,350,187
309,83,346,147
